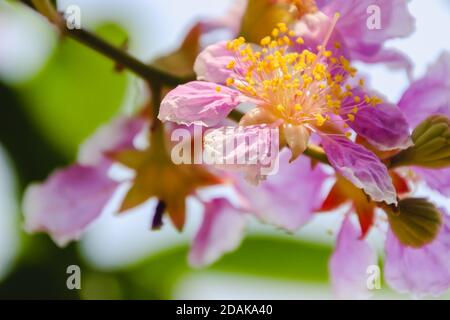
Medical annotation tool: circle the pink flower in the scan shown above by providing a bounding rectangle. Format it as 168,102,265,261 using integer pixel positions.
329,208,450,299
159,20,411,205
22,114,250,266
326,53,450,298
23,116,146,246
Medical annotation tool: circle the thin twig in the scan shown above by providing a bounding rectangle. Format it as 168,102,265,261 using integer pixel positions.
23,0,193,86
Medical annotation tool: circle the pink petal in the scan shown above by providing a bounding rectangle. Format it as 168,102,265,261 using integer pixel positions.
350,47,413,79
341,91,412,151
23,165,118,246
329,216,377,299
322,136,397,204
323,0,415,57
159,81,251,127
414,167,450,197
203,124,280,184
399,53,450,128
384,210,450,297
189,197,247,267
199,0,247,40
292,12,350,62
237,150,328,232
194,41,236,84
78,116,147,166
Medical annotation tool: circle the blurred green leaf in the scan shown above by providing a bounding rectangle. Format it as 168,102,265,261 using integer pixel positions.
15,24,129,158
119,236,332,299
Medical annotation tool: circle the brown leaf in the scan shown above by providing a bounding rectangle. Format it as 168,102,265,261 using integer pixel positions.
116,127,222,231
150,23,201,78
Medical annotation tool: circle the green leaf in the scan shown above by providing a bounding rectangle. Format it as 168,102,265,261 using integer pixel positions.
119,237,332,299
387,198,442,248
15,24,129,158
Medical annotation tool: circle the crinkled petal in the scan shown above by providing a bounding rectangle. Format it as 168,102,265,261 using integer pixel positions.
414,167,450,197
399,52,450,128
189,198,247,267
78,115,147,166
322,136,397,204
237,150,328,231
203,124,280,185
384,210,450,297
23,165,118,246
194,41,236,84
341,91,412,151
159,81,257,127
329,216,377,299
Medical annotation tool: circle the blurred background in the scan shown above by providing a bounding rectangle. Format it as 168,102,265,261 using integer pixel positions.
0,0,449,299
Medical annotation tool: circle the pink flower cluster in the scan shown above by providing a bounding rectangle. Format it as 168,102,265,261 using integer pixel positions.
23,0,450,298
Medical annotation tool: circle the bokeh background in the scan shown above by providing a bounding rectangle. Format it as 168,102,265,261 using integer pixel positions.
0,0,449,299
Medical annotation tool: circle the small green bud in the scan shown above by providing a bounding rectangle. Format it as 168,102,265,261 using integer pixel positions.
390,115,450,168
386,198,442,248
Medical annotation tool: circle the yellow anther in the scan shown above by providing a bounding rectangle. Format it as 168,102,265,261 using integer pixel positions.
334,75,344,83
269,41,278,48
226,78,234,86
347,114,355,122
359,78,365,86
294,104,303,111
354,96,361,103
345,132,352,138
315,114,326,126
370,96,382,106
216,86,222,93
226,60,236,69
260,36,271,46
296,37,304,45
272,28,280,37
276,104,285,112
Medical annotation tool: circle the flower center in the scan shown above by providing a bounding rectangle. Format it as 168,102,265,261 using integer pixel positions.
225,14,381,130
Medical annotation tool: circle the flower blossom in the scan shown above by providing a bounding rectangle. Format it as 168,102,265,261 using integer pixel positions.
160,18,411,206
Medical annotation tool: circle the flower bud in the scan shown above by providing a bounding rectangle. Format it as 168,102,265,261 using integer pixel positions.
390,115,450,168
385,198,442,248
